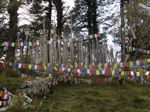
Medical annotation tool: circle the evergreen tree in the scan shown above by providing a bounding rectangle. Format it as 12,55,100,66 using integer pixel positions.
71,0,108,63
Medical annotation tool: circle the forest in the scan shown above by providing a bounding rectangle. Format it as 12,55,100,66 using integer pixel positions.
0,0,150,111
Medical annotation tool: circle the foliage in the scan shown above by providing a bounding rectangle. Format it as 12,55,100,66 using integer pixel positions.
0,74,24,93
1,67,19,78
113,0,150,61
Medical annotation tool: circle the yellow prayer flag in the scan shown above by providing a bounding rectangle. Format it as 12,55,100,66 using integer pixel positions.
68,68,71,72
43,63,46,66
8,96,12,101
12,43,15,47
29,42,32,46
44,66,46,70
70,65,73,68
96,70,99,75
29,64,32,69
112,71,115,76
112,30,115,33
75,62,77,65
114,63,117,68
54,67,58,71
147,59,150,62
122,28,125,31
110,78,112,81
121,71,124,76
130,62,133,66
98,64,101,69
136,72,140,76
9,62,12,66
84,65,87,69
90,35,93,39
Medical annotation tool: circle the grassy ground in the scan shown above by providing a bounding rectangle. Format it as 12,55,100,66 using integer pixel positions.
38,80,150,112
5,77,150,112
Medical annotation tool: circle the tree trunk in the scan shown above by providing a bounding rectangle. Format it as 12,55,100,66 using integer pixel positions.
7,0,19,61
120,1,126,62
47,0,52,63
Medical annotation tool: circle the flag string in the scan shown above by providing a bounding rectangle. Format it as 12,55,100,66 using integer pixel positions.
0,26,130,47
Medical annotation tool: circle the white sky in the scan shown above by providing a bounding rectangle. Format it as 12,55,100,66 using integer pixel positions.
18,0,75,26
64,0,75,8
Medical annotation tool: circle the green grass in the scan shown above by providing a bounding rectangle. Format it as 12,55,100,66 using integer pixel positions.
38,81,150,112
5,78,150,112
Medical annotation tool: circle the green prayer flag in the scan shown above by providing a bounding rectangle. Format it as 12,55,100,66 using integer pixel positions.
140,72,143,76
6,62,9,65
126,62,130,67
110,63,114,68
43,41,46,44
26,64,28,69
15,43,18,47
82,65,84,69
143,59,147,64
124,71,127,76
40,66,44,70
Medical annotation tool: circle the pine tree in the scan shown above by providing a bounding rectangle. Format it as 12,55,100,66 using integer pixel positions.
71,0,107,63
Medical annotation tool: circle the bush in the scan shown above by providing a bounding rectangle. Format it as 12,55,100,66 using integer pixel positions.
1,67,19,78
0,67,24,93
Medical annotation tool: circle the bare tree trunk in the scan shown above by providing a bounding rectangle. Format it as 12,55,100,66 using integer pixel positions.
120,3,126,62
40,34,43,63
70,41,74,64
43,18,48,63
58,40,61,64
49,42,53,64
80,39,84,62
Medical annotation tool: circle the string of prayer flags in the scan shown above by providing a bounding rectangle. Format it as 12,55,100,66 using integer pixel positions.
128,47,150,54
0,26,130,47
35,58,150,70
0,60,149,77
60,75,112,84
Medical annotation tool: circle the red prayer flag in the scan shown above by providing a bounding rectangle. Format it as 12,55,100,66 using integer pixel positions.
127,71,131,75
2,62,6,66
139,60,143,64
46,41,49,44
123,62,126,67
60,39,63,43
34,42,37,46
18,42,21,47
90,70,94,74
59,68,62,72
22,64,26,68
105,71,109,75
37,66,40,70
74,69,77,73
